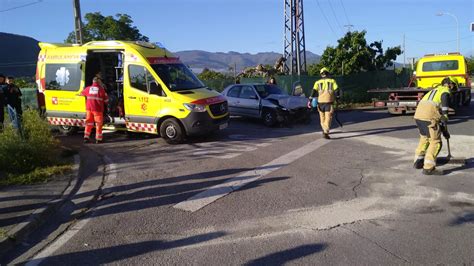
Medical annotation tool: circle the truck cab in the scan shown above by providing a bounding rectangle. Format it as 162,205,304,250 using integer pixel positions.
413,53,471,88
369,52,471,114
36,41,228,144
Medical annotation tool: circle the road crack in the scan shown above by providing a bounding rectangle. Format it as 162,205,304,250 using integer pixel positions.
341,226,410,263
352,168,365,198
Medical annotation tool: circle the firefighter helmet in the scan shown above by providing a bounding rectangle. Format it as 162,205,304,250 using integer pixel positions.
320,67,329,75
441,76,458,92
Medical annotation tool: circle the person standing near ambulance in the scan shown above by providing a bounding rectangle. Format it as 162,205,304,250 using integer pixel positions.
0,74,6,129
309,67,341,139
413,77,456,175
80,77,108,144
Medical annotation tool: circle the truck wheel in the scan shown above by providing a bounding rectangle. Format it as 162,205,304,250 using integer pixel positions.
388,108,402,115
262,109,277,127
160,118,185,144
57,125,78,136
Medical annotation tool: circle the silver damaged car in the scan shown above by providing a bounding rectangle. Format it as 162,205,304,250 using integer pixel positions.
222,83,310,126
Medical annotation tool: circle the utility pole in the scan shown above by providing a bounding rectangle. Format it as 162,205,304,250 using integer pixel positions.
343,24,354,33
407,57,417,70
283,0,307,76
403,34,406,68
73,0,84,44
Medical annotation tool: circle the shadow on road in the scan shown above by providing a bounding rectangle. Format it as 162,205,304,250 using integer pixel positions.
448,212,474,226
245,243,327,265
85,167,289,219
27,231,226,265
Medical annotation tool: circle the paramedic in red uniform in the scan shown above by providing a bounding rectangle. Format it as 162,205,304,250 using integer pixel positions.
80,77,108,144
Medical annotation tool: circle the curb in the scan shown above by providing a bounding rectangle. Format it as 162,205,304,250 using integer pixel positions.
337,106,388,112
0,155,81,257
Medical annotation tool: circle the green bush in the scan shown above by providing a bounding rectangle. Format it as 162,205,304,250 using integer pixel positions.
0,109,60,174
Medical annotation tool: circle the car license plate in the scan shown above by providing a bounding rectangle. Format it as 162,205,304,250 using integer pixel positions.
219,123,228,130
399,101,417,107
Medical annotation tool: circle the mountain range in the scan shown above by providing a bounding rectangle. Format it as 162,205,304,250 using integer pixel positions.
0,32,40,77
174,50,321,72
0,32,320,77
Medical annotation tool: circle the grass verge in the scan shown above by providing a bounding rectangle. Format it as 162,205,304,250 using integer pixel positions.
0,163,73,187
0,228,7,238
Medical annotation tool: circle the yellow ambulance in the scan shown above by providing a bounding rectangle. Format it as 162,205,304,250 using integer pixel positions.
36,40,229,144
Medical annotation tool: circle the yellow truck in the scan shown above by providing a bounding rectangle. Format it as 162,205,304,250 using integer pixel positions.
36,40,229,144
369,53,471,114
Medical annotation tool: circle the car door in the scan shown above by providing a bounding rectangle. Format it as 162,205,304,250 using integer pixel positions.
238,85,260,117
124,64,164,131
225,85,242,115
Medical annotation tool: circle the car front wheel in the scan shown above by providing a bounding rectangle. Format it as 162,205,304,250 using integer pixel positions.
262,109,277,127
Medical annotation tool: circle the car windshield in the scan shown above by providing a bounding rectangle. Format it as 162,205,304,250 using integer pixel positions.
151,63,205,91
254,84,287,98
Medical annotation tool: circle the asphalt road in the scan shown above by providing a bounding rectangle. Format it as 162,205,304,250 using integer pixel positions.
8,103,474,265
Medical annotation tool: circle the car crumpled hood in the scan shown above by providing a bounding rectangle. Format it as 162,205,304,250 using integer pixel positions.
264,94,308,109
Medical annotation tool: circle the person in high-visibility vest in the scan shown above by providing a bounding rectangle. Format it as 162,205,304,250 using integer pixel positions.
80,77,109,144
309,67,341,139
413,76,457,175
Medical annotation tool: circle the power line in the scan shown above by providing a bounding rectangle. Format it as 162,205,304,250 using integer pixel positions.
339,0,351,25
0,63,36,67
327,0,344,34
0,61,37,66
0,0,43,13
315,0,338,38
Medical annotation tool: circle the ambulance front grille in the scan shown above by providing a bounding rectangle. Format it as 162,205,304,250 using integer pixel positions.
209,102,228,116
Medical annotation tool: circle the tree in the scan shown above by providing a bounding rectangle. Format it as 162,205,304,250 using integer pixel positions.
65,12,149,43
198,68,227,81
308,31,401,76
466,56,474,75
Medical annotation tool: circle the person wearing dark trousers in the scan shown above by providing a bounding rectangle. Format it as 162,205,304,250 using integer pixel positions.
4,76,22,130
6,77,22,117
0,74,6,129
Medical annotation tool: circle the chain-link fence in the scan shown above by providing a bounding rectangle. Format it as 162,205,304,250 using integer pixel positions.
16,69,412,107
204,69,412,103
20,88,38,109
1,88,39,117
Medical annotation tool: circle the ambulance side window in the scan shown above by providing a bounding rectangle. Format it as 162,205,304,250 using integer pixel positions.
45,63,82,91
128,65,148,93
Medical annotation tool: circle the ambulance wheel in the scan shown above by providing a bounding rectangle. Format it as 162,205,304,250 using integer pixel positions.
58,125,78,136
160,118,185,144
262,109,277,127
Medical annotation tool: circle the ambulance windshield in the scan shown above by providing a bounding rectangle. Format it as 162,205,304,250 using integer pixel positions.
151,64,205,91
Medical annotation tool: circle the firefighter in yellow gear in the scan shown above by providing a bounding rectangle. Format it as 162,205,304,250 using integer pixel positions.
309,67,341,139
413,76,457,175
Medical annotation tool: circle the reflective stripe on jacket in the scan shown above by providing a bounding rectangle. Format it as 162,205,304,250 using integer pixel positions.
414,86,450,122
312,78,339,103
81,83,109,113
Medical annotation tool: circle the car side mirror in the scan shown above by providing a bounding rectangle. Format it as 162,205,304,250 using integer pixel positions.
149,81,164,96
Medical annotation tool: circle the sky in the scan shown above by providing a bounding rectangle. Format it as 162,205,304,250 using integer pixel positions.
0,0,473,63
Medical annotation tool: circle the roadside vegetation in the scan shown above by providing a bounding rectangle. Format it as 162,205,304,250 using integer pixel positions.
0,110,73,187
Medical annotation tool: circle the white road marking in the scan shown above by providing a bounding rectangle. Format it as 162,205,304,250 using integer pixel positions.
191,138,280,159
26,155,118,265
174,138,331,212
26,218,91,266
